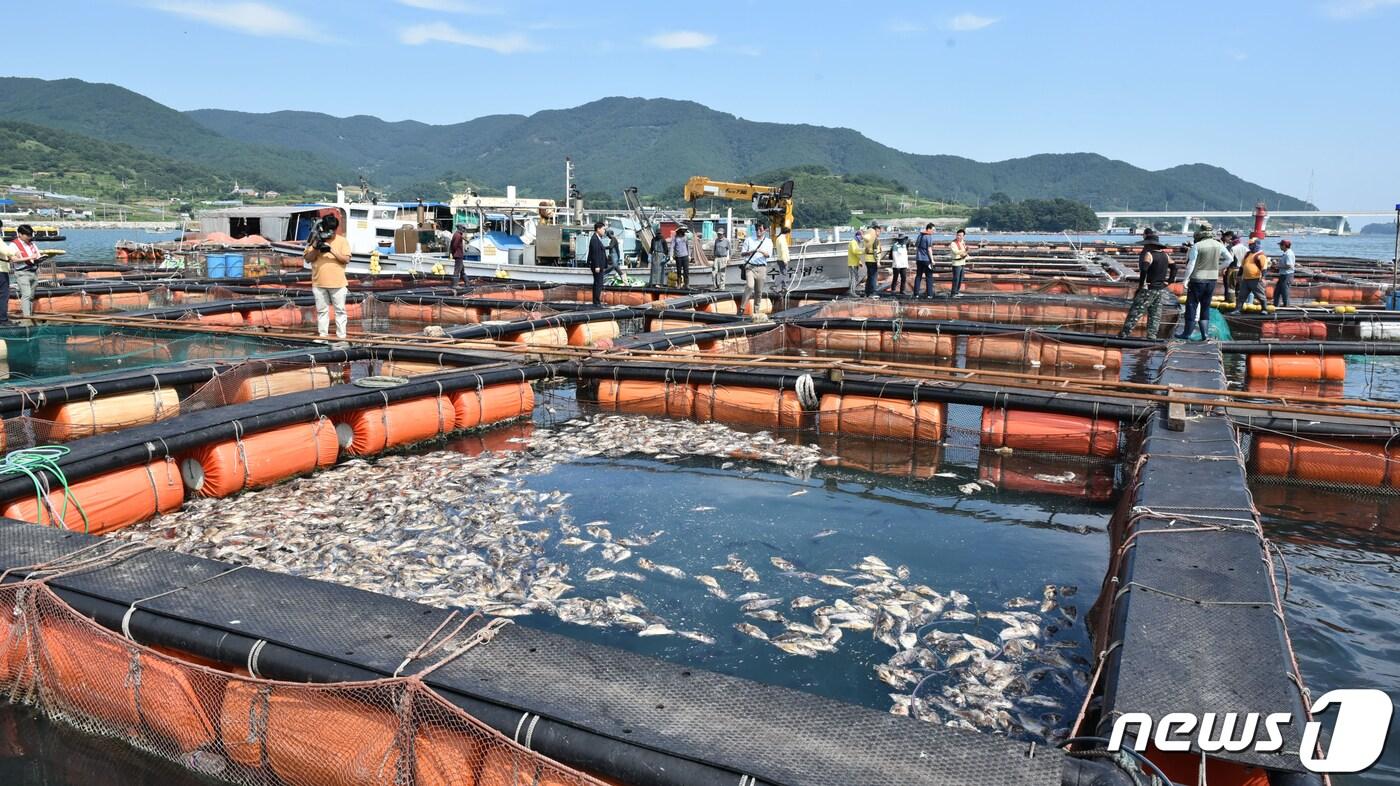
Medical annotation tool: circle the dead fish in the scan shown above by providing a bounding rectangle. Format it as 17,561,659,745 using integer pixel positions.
653,563,687,580
1040,584,1058,613
741,597,784,611
678,630,716,645
818,575,853,588
957,482,982,495
746,609,785,622
1032,472,1077,485
874,664,918,688
788,489,808,497
740,567,761,583
585,524,613,541
600,544,632,563
584,568,616,582
691,506,716,512
811,529,838,540
993,446,1014,455
770,556,796,571
734,623,770,641
558,537,595,551
696,575,729,599
790,596,824,609
962,633,999,654
638,624,674,637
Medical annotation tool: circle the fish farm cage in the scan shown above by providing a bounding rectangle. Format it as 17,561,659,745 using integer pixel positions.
0,242,1396,786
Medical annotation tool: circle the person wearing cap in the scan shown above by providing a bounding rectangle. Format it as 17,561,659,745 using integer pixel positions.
862,223,882,297
672,226,692,288
738,223,772,319
647,228,669,288
711,229,731,289
846,230,863,296
1220,231,1245,303
587,220,609,305
1231,239,1268,313
8,225,44,320
1118,231,1177,339
449,223,469,288
1178,228,1228,340
947,228,970,296
1272,239,1296,307
913,223,936,298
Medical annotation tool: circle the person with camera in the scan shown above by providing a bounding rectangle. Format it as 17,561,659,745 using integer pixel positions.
303,214,351,339
587,220,609,305
737,223,772,319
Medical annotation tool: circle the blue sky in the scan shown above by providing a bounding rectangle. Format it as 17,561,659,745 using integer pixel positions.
12,0,1399,209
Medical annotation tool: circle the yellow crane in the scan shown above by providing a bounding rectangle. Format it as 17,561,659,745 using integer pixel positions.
681,177,795,237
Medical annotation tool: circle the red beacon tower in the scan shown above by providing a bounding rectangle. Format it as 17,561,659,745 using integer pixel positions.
1250,202,1268,240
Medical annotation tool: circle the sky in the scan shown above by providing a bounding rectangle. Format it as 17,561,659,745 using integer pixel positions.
11,0,1400,210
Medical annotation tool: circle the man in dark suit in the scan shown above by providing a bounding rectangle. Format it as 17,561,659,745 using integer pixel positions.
587,220,609,305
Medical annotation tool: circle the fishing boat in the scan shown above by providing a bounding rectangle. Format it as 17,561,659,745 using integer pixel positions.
1,224,65,242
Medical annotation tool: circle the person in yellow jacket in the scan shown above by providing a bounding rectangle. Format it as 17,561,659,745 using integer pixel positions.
862,223,882,297
846,231,863,296
303,214,352,339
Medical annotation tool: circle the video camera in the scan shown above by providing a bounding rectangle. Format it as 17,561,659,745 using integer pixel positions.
309,219,336,253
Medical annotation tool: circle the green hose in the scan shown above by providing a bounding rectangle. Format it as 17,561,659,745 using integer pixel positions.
0,446,91,532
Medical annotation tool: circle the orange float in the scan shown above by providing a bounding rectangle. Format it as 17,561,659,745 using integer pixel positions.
198,311,246,327
567,321,620,347
1038,342,1122,370
85,291,151,311
450,381,535,429
818,395,945,441
380,360,453,377
981,408,1120,458
881,332,954,358
180,420,339,498
1246,355,1345,381
232,367,338,403
1259,321,1327,341
814,328,882,355
33,294,86,313
966,335,1041,365
693,385,802,429
978,452,1116,501
39,388,180,439
41,620,215,755
511,327,568,348
597,379,696,418
244,307,302,327
333,395,456,455
1252,435,1396,488
1,460,184,534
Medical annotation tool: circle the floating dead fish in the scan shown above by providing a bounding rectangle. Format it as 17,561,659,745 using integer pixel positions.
741,597,784,612
691,506,716,512
788,489,808,497
740,567,761,583
790,596,824,609
638,624,674,637
811,529,838,540
770,556,796,571
584,568,617,582
957,483,982,495
734,623,770,641
678,630,716,645
818,575,853,588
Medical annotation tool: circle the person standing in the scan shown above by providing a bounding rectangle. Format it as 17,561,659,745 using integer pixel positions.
773,226,791,276
1231,239,1268,312
647,228,669,287
1272,239,1296,307
862,223,882,297
888,235,909,295
0,219,11,324
1177,229,1227,340
912,223,935,298
711,230,731,289
587,221,609,305
672,227,692,288
948,228,970,297
303,215,351,339
1219,231,1244,303
448,224,468,288
846,230,863,296
738,223,772,318
1118,232,1177,338
9,225,44,319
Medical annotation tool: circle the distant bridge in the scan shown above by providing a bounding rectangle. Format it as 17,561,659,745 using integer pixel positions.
1095,209,1395,234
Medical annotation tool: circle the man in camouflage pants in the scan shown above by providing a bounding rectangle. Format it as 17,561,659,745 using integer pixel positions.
1117,232,1177,339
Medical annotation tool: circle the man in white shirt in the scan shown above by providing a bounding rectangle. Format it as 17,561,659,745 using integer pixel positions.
737,224,773,319
8,225,43,318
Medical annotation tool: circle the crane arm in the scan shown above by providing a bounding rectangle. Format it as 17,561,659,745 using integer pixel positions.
682,177,795,237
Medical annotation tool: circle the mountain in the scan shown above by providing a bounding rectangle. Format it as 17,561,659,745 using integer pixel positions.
187,96,1314,211
0,121,229,198
1359,221,1395,235
0,77,1310,212
0,77,348,192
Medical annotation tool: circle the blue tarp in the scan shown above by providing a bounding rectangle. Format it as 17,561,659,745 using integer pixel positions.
0,199,14,206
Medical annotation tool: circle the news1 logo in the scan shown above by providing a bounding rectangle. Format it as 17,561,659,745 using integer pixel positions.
1108,689,1394,773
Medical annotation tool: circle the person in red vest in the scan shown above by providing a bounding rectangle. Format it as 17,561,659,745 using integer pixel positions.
7,225,43,318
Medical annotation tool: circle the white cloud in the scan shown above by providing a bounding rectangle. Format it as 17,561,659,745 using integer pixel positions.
395,0,499,14
646,31,716,50
149,1,317,39
398,22,535,53
947,13,999,31
1322,0,1400,17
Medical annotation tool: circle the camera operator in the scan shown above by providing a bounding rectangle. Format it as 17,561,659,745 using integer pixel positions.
303,214,351,339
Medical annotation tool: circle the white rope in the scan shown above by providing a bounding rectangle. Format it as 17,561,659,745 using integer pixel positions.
794,373,818,410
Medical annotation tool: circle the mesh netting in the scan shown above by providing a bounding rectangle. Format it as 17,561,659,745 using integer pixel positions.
0,577,605,786
1237,428,1400,496
805,299,1141,335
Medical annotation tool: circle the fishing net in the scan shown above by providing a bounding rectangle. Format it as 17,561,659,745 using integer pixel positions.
0,575,606,786
805,299,1141,334
1236,427,1400,496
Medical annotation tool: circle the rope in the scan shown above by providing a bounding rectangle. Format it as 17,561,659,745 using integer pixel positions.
0,446,90,532
353,375,411,389
794,373,818,411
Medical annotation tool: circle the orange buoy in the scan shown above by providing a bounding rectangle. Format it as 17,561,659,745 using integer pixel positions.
814,328,882,355
387,302,434,322
647,318,705,333
880,332,954,358
597,379,696,418
1253,435,1396,488
818,395,945,441
1246,355,1345,381
450,381,535,429
39,388,180,439
694,385,802,429
966,335,1041,365
232,367,338,403
334,395,456,455
1,460,184,534
601,290,650,306
1037,342,1122,370
379,360,452,377
85,291,152,311
567,320,620,347
41,620,216,755
180,419,339,498
511,327,568,348
35,294,86,313
198,311,247,327
981,408,1120,458
244,308,302,328
1259,321,1326,341
978,453,1115,500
